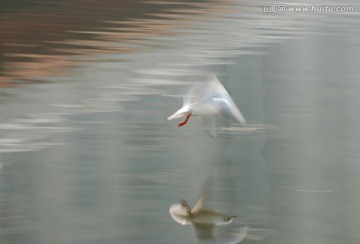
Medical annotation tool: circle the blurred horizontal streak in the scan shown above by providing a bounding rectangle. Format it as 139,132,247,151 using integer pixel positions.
133,68,209,76
2,55,76,81
0,121,76,153
112,171,190,184
139,1,196,5
0,81,128,153
296,189,333,193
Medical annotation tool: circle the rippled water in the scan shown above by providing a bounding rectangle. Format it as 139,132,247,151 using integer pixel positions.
0,0,360,243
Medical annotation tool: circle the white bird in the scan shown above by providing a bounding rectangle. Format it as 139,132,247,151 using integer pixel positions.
169,192,248,243
167,75,246,132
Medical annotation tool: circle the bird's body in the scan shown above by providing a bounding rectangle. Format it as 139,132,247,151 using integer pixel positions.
167,75,246,132
170,204,234,226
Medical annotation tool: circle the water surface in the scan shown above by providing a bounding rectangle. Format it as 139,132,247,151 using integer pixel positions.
0,0,360,243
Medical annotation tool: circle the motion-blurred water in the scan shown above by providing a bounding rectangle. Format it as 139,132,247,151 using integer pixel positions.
0,0,359,243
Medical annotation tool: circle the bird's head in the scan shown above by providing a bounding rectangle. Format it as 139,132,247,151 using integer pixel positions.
219,215,237,225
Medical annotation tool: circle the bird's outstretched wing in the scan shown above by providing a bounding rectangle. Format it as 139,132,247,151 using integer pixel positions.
191,176,214,214
207,75,246,124
183,76,220,106
182,82,201,106
191,194,205,214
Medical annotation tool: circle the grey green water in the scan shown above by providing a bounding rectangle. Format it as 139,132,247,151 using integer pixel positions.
0,0,360,243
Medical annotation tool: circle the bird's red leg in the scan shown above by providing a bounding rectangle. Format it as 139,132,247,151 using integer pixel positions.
178,114,192,127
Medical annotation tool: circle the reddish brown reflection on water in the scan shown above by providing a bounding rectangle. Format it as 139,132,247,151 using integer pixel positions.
0,0,242,87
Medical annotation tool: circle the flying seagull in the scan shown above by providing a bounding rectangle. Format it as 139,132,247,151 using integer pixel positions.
167,75,246,135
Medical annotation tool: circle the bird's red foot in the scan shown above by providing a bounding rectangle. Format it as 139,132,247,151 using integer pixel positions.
178,114,192,127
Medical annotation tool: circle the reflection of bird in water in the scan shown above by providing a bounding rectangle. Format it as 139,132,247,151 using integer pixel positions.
167,74,246,136
169,183,248,243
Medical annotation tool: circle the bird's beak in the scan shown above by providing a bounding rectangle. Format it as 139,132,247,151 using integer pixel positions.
230,216,237,222
167,108,188,120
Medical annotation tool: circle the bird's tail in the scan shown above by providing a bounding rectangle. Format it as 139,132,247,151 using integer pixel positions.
167,107,189,120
